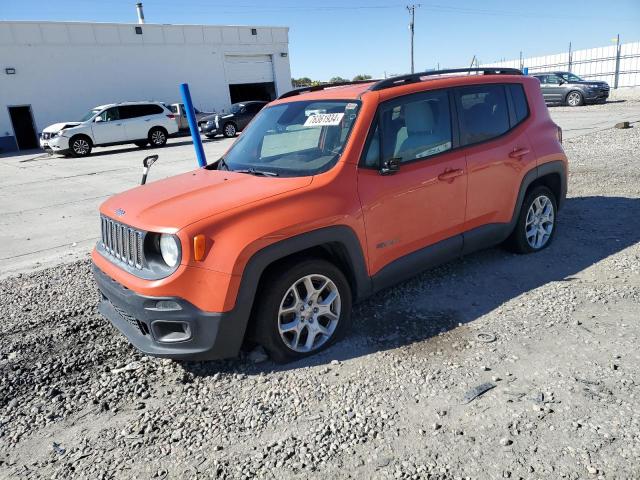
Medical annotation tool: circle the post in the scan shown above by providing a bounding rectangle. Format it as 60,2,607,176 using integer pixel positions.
407,5,420,74
179,83,207,168
614,34,621,89
519,51,523,71
568,42,572,71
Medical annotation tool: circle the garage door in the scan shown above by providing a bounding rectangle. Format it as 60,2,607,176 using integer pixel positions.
224,55,274,84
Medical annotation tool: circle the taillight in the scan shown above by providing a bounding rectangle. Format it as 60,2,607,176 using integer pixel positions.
556,124,563,144
166,114,176,120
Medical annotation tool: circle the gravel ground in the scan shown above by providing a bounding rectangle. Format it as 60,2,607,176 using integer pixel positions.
1,124,640,479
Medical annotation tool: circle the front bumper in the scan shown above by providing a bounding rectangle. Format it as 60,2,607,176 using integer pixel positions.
584,89,609,102
93,264,245,360
39,135,70,154
199,122,220,136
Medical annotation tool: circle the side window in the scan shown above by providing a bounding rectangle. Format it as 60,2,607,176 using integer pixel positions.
507,84,529,125
381,90,452,164
456,85,510,146
546,75,561,85
362,124,380,168
533,75,545,84
97,107,119,122
118,106,137,120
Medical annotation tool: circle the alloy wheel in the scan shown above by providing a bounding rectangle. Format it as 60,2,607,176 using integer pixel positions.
525,195,555,249
567,92,582,106
224,124,236,136
277,274,341,353
151,130,166,145
73,139,90,155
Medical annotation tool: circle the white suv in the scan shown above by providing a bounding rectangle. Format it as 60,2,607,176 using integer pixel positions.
40,102,179,157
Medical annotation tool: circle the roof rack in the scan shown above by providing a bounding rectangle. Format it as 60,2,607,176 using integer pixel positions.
277,80,380,100
368,67,523,92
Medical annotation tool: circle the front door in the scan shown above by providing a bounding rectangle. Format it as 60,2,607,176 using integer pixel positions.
91,107,125,144
357,89,467,280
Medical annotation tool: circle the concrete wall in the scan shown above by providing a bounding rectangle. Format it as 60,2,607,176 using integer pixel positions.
0,21,291,151
481,41,640,88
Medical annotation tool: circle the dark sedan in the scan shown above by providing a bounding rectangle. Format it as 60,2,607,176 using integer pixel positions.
531,71,609,107
198,101,267,138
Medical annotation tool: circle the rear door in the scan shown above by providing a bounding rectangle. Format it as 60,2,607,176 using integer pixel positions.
121,104,163,140
539,74,565,103
455,83,535,247
91,107,125,144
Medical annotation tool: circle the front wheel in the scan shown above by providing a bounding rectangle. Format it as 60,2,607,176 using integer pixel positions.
148,127,168,147
69,136,92,157
222,123,237,138
566,90,584,107
506,186,557,254
253,259,352,363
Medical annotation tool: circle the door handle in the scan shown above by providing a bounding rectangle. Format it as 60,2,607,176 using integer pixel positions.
437,168,464,182
509,147,530,159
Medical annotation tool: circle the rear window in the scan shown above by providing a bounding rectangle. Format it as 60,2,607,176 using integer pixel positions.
507,84,529,125
455,85,510,146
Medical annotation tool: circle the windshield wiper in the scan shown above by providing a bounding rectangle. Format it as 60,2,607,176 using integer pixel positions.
234,168,279,177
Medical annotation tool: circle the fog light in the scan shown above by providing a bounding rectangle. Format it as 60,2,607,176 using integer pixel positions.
152,321,191,343
147,300,182,311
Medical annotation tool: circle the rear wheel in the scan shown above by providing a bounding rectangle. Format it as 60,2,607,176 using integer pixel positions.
566,90,584,107
148,127,168,147
222,123,237,138
69,135,92,157
506,186,557,253
252,259,352,363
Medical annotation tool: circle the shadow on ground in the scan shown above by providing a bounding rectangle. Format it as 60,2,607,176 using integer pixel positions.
183,195,640,377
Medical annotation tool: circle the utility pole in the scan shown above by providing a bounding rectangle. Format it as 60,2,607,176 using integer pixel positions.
407,4,421,74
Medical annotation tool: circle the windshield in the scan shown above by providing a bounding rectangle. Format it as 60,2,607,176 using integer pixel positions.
559,72,584,82
80,108,101,122
217,100,361,177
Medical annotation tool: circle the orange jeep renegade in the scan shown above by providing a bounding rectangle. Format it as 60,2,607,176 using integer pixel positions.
93,68,567,362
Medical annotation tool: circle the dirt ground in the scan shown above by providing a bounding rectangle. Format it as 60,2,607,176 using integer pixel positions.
1,105,639,479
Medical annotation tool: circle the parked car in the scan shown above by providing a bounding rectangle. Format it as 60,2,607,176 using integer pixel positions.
92,68,567,363
40,102,179,157
167,103,213,131
531,71,609,106
198,101,267,138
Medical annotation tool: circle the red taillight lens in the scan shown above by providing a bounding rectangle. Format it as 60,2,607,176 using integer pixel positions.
166,114,176,120
556,125,563,144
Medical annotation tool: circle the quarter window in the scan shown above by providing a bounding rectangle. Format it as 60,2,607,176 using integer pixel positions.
456,85,510,146
507,84,529,125
380,90,452,164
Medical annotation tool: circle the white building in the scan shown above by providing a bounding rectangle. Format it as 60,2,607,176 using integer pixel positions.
0,19,292,152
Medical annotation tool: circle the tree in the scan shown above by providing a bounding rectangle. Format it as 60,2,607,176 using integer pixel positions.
352,74,372,81
292,77,313,87
329,76,349,83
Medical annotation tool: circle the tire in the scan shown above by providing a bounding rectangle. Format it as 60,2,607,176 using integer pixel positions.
69,135,92,157
252,258,352,363
134,140,148,148
222,122,237,138
148,127,168,147
506,185,558,254
565,90,584,107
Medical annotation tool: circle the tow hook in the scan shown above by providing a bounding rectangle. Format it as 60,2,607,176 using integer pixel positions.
141,155,159,185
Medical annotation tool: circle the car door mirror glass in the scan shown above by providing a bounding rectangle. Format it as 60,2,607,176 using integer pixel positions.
380,157,400,175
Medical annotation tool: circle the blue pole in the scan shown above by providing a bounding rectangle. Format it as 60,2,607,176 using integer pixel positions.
179,83,207,168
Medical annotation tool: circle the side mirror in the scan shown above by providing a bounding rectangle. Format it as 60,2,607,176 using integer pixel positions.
558,80,565,85
94,117,103,123
380,157,400,175
141,155,159,185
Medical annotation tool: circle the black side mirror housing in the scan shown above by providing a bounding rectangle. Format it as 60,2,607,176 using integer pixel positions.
380,157,401,175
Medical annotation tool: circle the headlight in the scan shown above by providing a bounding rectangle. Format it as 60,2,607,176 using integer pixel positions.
206,120,214,125
159,234,179,267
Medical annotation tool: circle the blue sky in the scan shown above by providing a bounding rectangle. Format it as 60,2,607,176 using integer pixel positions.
3,0,639,80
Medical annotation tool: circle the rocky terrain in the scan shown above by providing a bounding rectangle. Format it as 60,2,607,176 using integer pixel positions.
1,116,639,479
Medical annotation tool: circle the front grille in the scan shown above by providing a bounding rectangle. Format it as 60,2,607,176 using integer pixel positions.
101,216,144,269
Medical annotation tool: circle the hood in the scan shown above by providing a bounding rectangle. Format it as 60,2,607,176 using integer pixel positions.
100,168,313,231
43,122,82,133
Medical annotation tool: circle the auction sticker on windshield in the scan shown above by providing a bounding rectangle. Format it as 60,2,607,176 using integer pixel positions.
304,113,344,127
